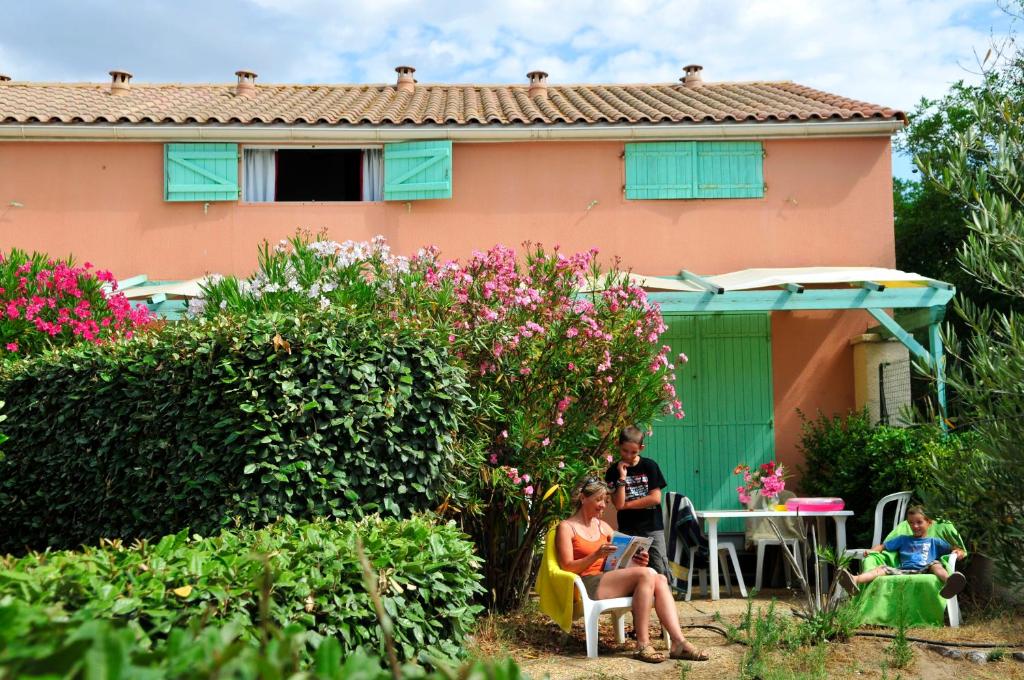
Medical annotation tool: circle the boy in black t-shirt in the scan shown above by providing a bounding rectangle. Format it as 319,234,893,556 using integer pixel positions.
605,426,670,578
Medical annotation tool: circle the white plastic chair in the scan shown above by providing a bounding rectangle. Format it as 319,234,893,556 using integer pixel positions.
944,552,962,627
572,576,670,658
746,489,802,590
663,492,747,601
844,491,911,562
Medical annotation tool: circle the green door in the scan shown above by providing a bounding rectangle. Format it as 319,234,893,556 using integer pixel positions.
647,313,774,532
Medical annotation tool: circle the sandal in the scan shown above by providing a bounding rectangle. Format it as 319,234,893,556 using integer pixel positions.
670,642,710,661
633,643,666,664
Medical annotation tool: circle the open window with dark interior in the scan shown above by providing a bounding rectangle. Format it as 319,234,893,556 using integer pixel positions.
243,147,383,202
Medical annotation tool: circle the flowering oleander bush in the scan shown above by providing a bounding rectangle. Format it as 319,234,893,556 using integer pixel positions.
200,233,684,611
416,243,683,610
0,249,153,357
734,461,787,504
194,233,411,317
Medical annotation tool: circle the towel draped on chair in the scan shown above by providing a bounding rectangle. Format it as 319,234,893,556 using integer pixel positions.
535,525,579,632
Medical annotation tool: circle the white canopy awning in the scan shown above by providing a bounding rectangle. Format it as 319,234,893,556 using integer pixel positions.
629,267,935,293
121,268,937,299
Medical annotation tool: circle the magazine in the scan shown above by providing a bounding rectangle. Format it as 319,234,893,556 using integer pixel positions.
602,531,654,571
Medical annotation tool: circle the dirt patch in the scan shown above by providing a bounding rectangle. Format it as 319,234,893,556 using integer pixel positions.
469,590,1024,679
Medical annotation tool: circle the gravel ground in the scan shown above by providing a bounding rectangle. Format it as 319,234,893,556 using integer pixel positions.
470,589,1024,680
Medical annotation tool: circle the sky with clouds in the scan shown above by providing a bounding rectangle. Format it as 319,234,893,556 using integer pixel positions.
1,1,1017,176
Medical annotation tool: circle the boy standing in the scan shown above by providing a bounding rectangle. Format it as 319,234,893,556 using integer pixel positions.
605,426,671,578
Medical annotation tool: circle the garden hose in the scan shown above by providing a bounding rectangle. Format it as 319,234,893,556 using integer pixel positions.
851,630,1021,648
685,622,1021,650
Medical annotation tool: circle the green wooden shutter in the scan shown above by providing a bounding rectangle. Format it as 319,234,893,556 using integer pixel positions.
624,142,696,199
646,312,774,533
695,141,764,198
383,140,452,201
164,143,239,202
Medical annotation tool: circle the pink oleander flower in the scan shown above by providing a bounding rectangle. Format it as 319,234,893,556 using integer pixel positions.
5,342,18,352
522,474,531,483
558,461,565,469
606,454,614,463
524,485,534,496
541,438,550,447
489,453,498,464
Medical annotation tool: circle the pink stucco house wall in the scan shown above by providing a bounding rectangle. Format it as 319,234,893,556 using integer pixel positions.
0,65,907,508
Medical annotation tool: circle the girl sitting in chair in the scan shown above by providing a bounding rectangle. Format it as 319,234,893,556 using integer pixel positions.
555,476,709,663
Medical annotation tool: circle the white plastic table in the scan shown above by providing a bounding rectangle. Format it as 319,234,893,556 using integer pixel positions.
695,509,854,600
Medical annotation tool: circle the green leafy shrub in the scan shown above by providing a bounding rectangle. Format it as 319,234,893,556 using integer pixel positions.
0,515,484,664
797,411,939,545
0,607,521,680
0,310,470,553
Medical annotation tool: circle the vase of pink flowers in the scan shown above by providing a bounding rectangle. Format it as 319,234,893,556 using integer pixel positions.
734,461,787,506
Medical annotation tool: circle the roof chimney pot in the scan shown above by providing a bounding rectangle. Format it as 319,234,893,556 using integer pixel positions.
0,74,11,83
681,64,704,88
527,70,549,98
234,70,258,98
109,70,132,95
395,65,416,93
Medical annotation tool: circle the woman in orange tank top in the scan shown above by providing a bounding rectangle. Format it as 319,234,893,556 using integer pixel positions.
555,476,709,664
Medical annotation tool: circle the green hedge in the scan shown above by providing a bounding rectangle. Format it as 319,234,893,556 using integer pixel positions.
0,311,471,553
0,515,484,664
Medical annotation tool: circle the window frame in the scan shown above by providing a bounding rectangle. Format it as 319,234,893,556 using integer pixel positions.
239,144,385,205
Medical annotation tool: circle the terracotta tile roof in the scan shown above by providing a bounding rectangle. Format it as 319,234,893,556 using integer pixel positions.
0,81,905,126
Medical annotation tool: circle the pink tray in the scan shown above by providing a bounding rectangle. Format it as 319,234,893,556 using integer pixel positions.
785,497,845,512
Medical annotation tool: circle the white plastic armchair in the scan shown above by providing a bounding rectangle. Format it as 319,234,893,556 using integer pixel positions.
572,576,670,658
844,491,911,563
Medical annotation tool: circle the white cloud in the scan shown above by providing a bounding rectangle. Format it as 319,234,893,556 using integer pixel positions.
0,0,1015,110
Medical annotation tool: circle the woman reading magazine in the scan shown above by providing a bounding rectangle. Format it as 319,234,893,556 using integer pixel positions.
555,476,709,663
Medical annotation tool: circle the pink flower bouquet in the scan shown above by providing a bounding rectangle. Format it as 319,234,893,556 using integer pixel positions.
734,461,787,505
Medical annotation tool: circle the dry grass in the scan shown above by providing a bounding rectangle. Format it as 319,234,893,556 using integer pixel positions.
467,590,1024,680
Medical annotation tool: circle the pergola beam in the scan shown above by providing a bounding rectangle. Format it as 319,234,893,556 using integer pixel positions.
679,270,725,295
649,286,954,313
867,306,946,337
865,308,932,365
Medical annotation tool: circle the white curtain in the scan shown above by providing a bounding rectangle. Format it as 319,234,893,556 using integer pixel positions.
243,149,276,202
362,149,384,201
